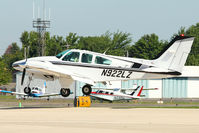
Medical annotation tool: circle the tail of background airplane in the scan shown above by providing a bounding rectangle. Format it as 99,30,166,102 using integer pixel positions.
130,86,143,97
42,81,47,94
137,86,143,97
130,86,140,96
153,35,194,73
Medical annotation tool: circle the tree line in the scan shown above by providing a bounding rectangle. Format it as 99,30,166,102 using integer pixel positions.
1,22,199,85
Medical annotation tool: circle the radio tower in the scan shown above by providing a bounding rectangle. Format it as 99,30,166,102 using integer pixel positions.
32,0,50,56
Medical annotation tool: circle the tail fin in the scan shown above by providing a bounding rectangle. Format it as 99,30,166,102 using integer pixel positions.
130,86,140,96
153,35,194,73
42,81,47,94
137,86,143,97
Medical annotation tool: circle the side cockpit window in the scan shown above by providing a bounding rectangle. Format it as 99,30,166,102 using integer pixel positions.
62,52,80,62
95,56,112,65
81,53,93,63
56,49,71,59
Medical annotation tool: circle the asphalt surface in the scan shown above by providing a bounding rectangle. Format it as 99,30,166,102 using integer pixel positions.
0,98,199,133
0,107,199,133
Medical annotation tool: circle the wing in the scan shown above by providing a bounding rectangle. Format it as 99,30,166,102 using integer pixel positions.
37,93,61,97
0,90,27,96
122,88,158,90
25,60,95,85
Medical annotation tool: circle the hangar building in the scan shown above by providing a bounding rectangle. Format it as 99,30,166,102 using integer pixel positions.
16,66,199,99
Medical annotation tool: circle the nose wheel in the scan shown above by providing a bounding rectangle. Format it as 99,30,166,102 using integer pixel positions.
82,85,92,95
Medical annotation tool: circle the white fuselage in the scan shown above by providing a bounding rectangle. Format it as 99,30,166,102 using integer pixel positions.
91,89,138,101
13,49,178,84
12,36,195,96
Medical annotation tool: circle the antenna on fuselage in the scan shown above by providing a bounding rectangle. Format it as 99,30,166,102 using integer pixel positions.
126,50,129,57
103,48,110,54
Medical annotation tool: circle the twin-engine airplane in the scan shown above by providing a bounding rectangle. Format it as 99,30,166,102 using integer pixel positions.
12,35,194,97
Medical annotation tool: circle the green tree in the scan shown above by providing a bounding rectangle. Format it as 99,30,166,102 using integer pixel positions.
0,60,12,85
2,43,23,71
107,31,132,56
21,31,36,57
66,32,79,49
184,23,199,65
129,34,167,59
76,31,132,56
46,35,65,56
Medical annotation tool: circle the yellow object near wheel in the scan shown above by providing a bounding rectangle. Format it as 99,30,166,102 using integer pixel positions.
76,96,91,107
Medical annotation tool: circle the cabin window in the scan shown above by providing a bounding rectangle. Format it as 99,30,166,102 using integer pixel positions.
110,92,114,95
56,49,71,59
95,56,112,65
62,52,80,62
81,53,93,63
105,92,109,94
99,90,103,93
131,63,142,68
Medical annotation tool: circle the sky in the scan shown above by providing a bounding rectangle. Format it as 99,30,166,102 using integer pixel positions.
0,0,199,55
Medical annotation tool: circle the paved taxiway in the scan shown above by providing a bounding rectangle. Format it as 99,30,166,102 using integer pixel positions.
0,108,199,133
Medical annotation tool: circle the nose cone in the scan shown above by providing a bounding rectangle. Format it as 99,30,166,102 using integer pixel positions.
12,56,58,71
12,59,26,70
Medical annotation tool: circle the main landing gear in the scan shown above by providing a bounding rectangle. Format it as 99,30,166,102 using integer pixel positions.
60,88,71,97
24,87,31,94
82,85,92,95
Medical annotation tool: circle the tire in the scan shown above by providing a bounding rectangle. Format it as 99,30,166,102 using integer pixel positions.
24,87,31,94
82,85,92,95
60,88,70,97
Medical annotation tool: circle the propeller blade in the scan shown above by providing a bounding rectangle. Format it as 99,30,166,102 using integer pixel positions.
21,68,26,85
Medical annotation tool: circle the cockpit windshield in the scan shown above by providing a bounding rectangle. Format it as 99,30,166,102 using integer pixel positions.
56,50,71,59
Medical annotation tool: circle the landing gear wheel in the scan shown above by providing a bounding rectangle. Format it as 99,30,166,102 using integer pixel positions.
24,87,31,94
82,85,92,95
60,88,70,97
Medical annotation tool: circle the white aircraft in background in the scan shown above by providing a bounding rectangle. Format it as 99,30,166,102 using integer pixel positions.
12,35,194,97
91,86,144,102
0,82,66,99
90,84,158,102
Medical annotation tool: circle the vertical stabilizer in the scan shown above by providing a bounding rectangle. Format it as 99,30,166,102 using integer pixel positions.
130,86,140,96
42,81,46,94
153,35,194,73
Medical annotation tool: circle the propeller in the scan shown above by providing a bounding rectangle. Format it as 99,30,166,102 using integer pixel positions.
21,46,29,85
21,68,26,85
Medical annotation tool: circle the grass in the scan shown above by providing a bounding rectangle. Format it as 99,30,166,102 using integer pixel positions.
111,106,199,109
1,95,199,109
92,99,199,105
0,95,16,99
